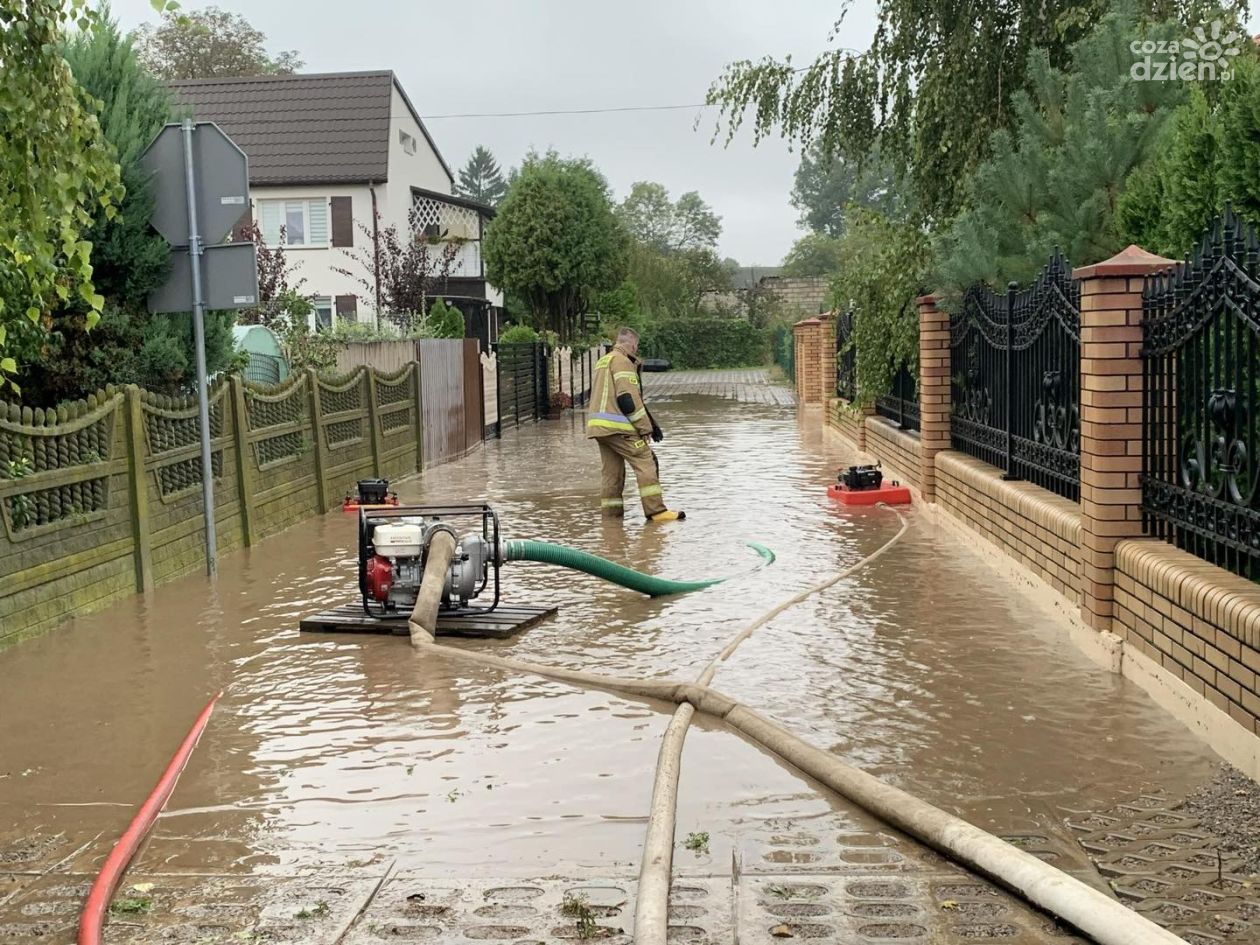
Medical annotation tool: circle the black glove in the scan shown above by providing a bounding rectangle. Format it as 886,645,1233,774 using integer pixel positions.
650,419,664,443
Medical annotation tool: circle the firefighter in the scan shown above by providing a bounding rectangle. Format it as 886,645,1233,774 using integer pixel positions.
587,327,685,522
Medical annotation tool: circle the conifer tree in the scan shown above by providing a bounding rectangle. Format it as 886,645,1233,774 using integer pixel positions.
1215,55,1260,225
1118,53,1260,257
935,8,1186,292
457,146,508,207
1118,88,1220,257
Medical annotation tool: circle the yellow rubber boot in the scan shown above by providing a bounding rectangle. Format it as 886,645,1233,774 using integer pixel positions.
649,510,686,522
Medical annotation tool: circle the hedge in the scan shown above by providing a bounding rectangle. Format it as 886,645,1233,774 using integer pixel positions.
641,318,769,369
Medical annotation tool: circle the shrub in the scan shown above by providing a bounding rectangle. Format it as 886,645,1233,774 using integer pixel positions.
426,299,465,339
499,324,540,344
641,318,768,369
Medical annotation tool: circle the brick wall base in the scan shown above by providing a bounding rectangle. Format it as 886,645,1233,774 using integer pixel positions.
829,399,869,450
1115,539,1260,739
935,451,1082,604
864,417,923,492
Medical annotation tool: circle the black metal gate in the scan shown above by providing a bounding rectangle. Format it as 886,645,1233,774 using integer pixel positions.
1142,210,1260,579
496,342,547,428
950,252,1081,500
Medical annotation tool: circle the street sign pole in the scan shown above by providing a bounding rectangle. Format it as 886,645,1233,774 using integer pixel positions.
181,118,218,577
143,118,255,579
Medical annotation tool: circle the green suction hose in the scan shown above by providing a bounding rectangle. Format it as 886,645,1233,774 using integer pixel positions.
502,539,775,598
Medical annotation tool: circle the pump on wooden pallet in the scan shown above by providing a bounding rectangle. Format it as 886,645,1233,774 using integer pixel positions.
300,502,777,639
828,463,911,506
305,504,554,637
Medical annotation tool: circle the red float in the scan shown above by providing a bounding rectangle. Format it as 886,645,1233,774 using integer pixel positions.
342,495,400,512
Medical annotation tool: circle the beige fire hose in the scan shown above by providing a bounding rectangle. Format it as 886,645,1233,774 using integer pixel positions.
405,516,1187,945
633,508,911,945
407,528,457,646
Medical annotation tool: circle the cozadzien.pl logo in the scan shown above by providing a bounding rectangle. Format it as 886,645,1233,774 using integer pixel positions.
1131,19,1243,81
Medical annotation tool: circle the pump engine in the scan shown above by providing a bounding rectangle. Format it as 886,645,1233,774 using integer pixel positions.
359,504,502,617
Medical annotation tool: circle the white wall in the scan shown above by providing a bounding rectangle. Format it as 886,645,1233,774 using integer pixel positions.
381,84,454,235
249,183,376,326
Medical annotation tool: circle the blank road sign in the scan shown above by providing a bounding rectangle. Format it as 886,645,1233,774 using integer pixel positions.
142,122,251,246
149,243,260,314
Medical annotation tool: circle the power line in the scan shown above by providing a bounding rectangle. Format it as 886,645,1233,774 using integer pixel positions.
424,102,711,119
416,48,864,119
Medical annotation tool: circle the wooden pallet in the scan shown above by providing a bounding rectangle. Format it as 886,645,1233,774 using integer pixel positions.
299,602,556,639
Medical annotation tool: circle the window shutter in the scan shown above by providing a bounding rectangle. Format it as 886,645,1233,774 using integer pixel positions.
330,197,353,247
335,295,358,321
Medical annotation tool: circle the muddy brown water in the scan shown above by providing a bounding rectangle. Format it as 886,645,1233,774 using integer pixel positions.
0,395,1216,887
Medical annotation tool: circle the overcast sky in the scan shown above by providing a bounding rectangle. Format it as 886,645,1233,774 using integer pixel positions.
108,0,884,266
108,1,1260,266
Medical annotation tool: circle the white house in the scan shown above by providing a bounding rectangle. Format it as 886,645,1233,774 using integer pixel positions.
170,71,502,340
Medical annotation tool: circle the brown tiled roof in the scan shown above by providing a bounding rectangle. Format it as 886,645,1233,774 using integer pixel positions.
168,71,452,186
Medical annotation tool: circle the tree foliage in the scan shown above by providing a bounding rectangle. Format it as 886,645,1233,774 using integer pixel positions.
133,5,303,79
425,298,465,339
483,151,628,341
17,10,243,406
705,0,1247,221
456,145,508,206
613,181,731,318
829,211,932,403
618,182,721,253
781,232,845,278
935,8,1186,293
790,144,903,237
623,243,733,319
1119,51,1260,256
0,0,124,392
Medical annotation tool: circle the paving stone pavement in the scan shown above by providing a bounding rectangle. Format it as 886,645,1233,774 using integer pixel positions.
642,369,796,407
9,785,1260,942
0,810,1089,944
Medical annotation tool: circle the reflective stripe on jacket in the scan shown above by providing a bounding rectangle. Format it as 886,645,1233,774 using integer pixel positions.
586,345,652,438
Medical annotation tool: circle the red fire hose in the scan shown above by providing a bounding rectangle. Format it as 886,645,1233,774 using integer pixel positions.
78,691,222,945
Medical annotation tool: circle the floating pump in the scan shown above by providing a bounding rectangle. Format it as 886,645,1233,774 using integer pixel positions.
356,503,775,620
827,463,912,506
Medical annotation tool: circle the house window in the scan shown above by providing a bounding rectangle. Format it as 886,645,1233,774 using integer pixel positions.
258,198,329,247
313,297,333,330
399,130,417,155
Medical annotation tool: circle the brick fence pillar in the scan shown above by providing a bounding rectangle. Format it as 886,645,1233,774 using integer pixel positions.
793,317,824,404
917,294,949,501
1074,245,1174,630
817,312,836,400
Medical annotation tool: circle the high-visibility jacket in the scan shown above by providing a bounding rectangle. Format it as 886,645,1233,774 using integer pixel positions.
586,345,653,439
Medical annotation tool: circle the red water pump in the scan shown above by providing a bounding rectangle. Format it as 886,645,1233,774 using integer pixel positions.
358,504,502,617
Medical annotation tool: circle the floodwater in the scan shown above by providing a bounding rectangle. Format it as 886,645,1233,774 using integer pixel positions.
0,392,1217,887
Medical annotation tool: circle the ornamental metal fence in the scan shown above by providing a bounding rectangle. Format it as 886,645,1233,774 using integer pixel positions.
876,361,920,432
1142,210,1260,580
835,310,856,401
950,252,1081,501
